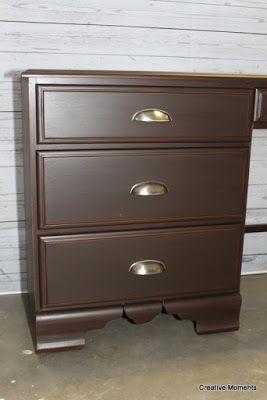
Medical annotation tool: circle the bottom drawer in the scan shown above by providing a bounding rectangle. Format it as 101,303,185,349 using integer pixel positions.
40,225,243,308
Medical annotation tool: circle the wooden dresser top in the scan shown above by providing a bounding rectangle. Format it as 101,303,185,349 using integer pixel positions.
21,70,267,89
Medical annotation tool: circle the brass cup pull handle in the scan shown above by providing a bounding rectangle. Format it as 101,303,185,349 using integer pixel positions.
129,260,166,276
130,181,168,196
132,108,172,122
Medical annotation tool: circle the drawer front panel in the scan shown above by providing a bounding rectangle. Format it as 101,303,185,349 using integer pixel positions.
40,226,242,308
37,86,253,143
38,149,248,228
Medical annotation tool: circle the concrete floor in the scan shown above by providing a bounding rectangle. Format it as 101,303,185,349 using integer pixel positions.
0,275,266,400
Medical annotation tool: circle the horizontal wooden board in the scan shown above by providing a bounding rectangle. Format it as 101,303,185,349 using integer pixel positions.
242,254,267,274
0,193,25,222
3,53,267,83
0,81,21,112
0,222,26,292
0,138,23,167
246,184,267,209
0,166,24,195
242,231,267,276
0,272,27,293
252,129,267,139
250,132,267,161
1,0,267,34
246,209,267,225
0,246,26,266
248,160,267,185
0,221,25,250
0,111,22,139
1,22,267,61
0,112,23,166
246,129,267,225
243,231,267,254
0,258,26,275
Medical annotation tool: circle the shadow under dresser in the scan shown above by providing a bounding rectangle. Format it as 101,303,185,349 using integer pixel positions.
21,70,267,353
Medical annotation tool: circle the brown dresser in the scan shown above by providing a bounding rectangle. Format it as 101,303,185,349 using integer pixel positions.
22,70,266,353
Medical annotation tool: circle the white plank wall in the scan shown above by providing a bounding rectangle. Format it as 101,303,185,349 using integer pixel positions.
0,0,266,293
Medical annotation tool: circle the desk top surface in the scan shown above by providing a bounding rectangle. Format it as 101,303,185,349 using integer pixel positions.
21,70,267,89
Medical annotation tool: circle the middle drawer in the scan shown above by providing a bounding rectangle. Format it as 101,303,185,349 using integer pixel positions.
37,149,248,229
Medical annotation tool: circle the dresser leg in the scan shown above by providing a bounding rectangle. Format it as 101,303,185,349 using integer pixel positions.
36,334,86,353
194,316,239,334
35,305,123,353
164,293,242,334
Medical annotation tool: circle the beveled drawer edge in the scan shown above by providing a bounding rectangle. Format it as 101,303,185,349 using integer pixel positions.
39,224,243,309
37,148,249,229
40,214,244,230
36,85,253,144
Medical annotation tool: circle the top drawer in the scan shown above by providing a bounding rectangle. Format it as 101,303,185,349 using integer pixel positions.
37,86,253,143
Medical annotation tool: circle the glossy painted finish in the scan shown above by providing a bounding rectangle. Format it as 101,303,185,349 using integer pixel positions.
21,70,259,352
37,86,253,143
37,149,248,229
21,69,267,91
39,225,243,309
34,292,242,352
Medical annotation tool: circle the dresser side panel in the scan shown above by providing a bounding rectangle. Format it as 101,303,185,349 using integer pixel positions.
22,77,40,312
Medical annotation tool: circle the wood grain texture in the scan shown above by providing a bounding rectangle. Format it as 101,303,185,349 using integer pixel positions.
242,254,267,274
243,230,267,254
246,209,267,225
0,113,23,184
1,0,267,34
0,81,21,111
246,130,267,226
1,22,267,61
0,272,27,293
0,166,24,195
0,193,25,222
0,221,26,259
0,221,26,293
247,185,267,209
242,232,267,274
0,112,22,140
248,160,267,184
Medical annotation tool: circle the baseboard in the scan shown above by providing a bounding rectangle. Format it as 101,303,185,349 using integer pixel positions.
0,290,28,296
241,270,267,276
